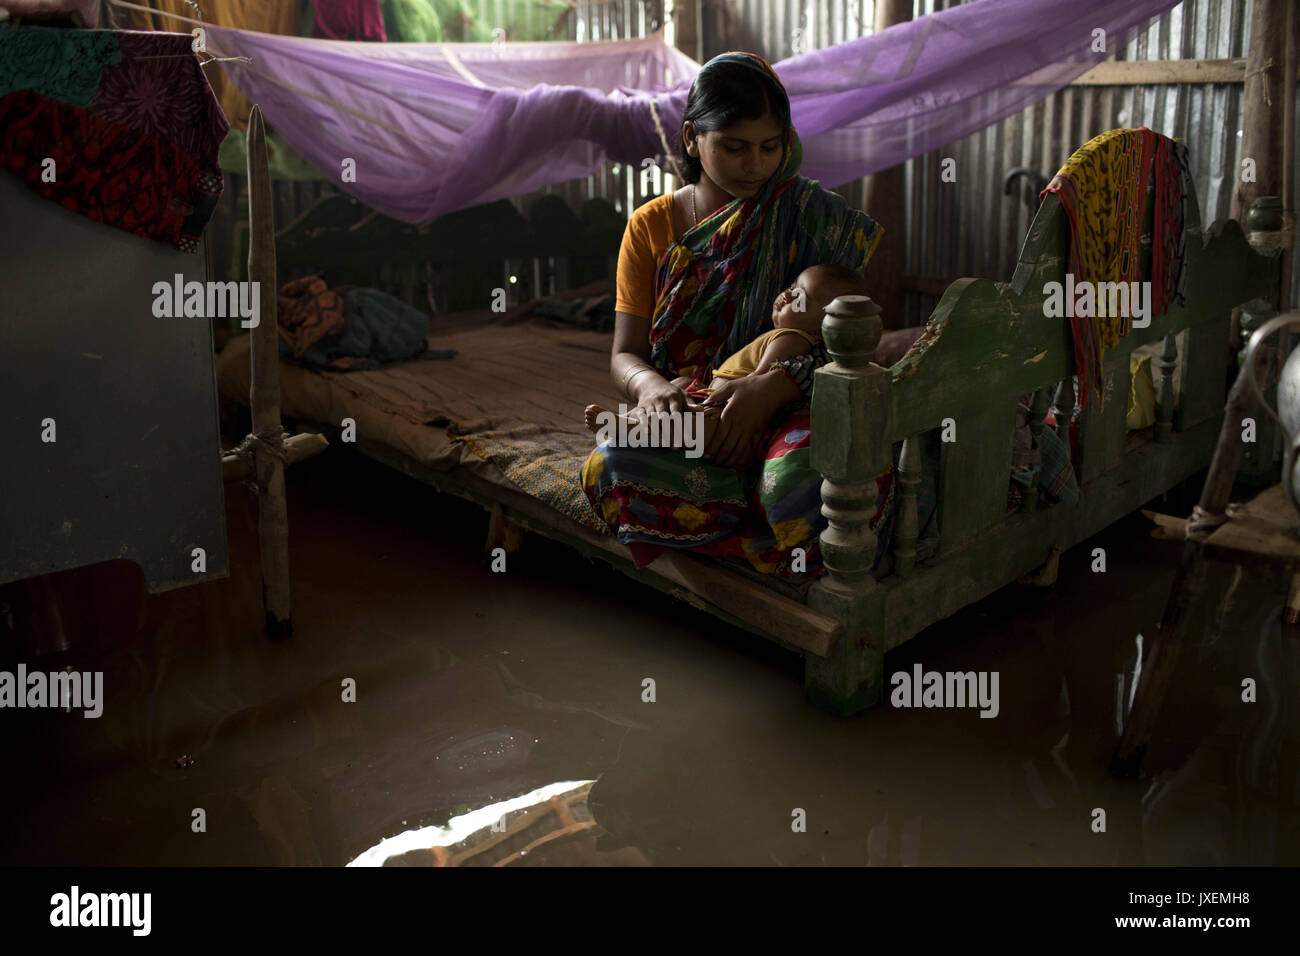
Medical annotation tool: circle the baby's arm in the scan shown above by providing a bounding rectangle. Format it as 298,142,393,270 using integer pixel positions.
750,329,814,375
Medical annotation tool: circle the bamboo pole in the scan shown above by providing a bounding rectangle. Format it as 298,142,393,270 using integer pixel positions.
858,0,912,329
1231,0,1289,350
1232,0,1288,227
246,104,292,637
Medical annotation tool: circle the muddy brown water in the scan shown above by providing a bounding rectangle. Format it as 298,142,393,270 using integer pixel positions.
1,450,1296,866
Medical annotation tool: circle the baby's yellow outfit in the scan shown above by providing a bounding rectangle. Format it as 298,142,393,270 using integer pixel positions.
711,327,821,381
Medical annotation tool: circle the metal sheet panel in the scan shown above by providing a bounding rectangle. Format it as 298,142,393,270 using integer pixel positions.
0,172,230,592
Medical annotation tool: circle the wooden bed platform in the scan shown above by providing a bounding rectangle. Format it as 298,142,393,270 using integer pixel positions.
218,133,1280,716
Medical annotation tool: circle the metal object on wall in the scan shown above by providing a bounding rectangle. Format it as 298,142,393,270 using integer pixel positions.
1244,312,1300,510
0,171,229,592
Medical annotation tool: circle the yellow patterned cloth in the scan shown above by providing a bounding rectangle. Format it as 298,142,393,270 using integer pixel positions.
1042,128,1152,408
1040,127,1190,410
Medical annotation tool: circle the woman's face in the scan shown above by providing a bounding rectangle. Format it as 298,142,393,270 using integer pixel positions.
684,112,785,199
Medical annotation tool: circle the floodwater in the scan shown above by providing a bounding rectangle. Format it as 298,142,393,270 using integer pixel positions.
0,450,1296,866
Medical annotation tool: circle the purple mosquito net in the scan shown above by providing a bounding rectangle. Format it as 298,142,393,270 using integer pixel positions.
208,0,1179,223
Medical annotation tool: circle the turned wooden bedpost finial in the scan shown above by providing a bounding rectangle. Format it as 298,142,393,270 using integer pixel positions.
813,294,886,591
806,293,891,713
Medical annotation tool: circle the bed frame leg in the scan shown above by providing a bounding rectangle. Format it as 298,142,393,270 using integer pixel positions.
804,586,886,716
806,295,892,716
486,504,526,555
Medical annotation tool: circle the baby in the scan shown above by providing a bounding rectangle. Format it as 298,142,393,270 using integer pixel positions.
584,264,871,452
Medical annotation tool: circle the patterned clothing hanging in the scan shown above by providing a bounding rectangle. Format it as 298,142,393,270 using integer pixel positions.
0,26,228,251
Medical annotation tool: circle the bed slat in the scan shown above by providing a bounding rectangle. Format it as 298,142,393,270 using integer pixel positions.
1078,351,1132,484
937,403,1018,554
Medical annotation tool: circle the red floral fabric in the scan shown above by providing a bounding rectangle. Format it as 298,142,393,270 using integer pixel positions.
0,30,226,251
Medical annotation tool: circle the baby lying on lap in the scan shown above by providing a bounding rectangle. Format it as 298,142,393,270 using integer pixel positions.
585,264,877,450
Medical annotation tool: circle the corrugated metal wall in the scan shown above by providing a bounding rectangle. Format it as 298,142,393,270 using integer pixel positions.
212,0,1281,325
710,0,1260,325
528,0,669,216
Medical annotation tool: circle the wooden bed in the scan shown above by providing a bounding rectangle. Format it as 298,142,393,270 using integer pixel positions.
216,135,1280,716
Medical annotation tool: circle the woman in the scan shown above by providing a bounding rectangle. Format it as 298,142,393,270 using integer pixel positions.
582,51,887,574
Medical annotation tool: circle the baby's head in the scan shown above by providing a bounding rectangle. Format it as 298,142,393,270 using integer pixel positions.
771,264,871,335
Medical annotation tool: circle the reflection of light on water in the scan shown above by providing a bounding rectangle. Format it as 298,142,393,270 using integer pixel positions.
346,780,595,867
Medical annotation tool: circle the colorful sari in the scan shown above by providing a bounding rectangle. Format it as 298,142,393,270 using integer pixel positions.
582,64,885,573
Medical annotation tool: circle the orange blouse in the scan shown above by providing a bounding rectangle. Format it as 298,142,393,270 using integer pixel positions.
614,193,677,321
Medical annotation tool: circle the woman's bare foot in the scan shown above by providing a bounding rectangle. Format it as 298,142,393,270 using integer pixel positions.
584,404,610,433
586,404,649,437
585,402,725,455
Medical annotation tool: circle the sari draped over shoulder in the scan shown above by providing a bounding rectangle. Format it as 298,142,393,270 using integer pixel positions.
582,125,888,574
649,128,883,392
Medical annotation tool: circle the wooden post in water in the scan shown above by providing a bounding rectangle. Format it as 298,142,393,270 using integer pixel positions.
807,295,891,714
247,105,292,636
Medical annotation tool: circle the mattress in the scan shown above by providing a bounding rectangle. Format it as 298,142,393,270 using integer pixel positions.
215,296,622,534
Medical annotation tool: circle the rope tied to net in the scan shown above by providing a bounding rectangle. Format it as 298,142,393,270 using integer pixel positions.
647,98,687,182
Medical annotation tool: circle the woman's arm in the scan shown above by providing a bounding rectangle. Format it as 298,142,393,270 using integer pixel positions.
611,311,688,415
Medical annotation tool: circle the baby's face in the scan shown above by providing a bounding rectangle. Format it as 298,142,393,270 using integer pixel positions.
771,275,824,329
774,277,816,329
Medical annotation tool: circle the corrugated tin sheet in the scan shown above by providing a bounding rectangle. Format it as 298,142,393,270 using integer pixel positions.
715,0,1262,323
214,1,1286,317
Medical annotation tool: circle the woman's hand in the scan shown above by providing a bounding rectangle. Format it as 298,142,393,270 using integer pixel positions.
699,376,783,470
631,372,689,417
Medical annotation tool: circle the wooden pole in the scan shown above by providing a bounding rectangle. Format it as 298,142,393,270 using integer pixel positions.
246,104,292,637
1230,0,1289,348
859,0,912,329
1232,0,1288,229
1282,1,1296,305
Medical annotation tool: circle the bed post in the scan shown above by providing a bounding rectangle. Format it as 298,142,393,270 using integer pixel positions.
806,295,891,715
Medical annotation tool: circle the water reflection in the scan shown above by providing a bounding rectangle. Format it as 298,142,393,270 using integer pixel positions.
348,781,652,866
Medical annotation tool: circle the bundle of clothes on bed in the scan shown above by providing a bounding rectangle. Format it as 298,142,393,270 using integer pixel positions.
275,275,455,371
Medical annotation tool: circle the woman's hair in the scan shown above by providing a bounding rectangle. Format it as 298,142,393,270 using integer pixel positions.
678,53,792,186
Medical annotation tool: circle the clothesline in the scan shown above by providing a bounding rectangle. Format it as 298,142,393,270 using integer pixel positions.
107,0,204,29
